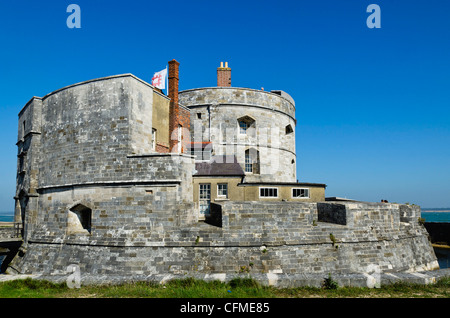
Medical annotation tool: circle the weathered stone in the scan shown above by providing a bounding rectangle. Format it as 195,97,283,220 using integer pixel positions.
6,71,440,288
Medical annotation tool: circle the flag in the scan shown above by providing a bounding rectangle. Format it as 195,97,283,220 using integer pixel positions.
151,68,167,89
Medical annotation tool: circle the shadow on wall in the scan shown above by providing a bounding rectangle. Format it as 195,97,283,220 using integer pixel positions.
205,203,222,227
317,202,347,225
206,202,346,228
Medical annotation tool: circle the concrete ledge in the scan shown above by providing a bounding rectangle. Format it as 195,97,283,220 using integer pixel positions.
4,269,449,288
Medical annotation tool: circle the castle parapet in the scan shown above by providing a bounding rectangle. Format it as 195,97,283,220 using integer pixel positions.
179,87,295,119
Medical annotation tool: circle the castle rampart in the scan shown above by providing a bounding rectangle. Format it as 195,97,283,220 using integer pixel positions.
8,201,439,286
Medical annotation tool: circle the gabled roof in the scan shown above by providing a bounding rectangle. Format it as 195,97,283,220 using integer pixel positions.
194,155,244,177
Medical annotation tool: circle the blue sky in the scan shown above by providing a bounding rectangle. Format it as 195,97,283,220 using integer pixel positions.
0,0,449,210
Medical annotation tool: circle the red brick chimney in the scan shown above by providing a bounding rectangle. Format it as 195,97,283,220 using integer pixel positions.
217,61,231,87
168,59,180,152
168,59,190,153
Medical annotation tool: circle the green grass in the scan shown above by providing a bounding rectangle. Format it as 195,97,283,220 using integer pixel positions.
0,276,449,298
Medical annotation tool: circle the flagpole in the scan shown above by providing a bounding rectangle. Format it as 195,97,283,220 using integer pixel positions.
166,66,168,95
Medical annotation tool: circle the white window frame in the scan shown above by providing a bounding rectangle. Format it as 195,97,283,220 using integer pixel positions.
217,183,228,198
199,183,211,215
259,187,278,198
292,188,310,199
245,151,252,173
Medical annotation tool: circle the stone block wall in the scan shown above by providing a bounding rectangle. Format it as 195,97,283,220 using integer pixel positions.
30,154,196,244
15,74,197,245
318,202,346,225
9,201,439,284
38,75,155,187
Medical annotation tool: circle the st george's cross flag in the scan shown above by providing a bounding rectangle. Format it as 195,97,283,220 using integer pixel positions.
151,68,167,90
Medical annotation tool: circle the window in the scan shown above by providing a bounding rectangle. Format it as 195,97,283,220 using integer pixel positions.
197,113,202,119
285,124,293,134
237,116,255,135
199,184,211,200
239,121,248,134
217,183,228,198
292,188,309,199
152,128,157,151
244,148,260,174
245,151,252,173
199,184,211,215
259,187,278,198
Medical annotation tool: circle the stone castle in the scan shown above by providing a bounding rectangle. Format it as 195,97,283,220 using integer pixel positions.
8,59,442,286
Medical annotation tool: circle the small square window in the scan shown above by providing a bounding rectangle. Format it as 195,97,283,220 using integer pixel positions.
197,113,202,119
217,183,228,198
285,124,293,134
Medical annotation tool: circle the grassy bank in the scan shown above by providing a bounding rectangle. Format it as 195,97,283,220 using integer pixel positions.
0,276,449,298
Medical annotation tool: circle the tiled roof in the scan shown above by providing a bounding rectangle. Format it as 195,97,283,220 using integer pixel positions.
194,155,244,176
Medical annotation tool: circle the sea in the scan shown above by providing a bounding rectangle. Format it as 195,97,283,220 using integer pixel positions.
0,212,14,222
421,209,450,223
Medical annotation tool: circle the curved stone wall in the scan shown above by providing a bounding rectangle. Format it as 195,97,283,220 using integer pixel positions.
180,87,297,182
15,74,197,246
9,202,439,287
37,74,156,187
179,87,295,117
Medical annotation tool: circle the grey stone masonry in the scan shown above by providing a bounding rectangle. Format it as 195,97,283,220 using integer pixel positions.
15,75,197,245
9,73,442,288
180,87,297,182
9,201,439,286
